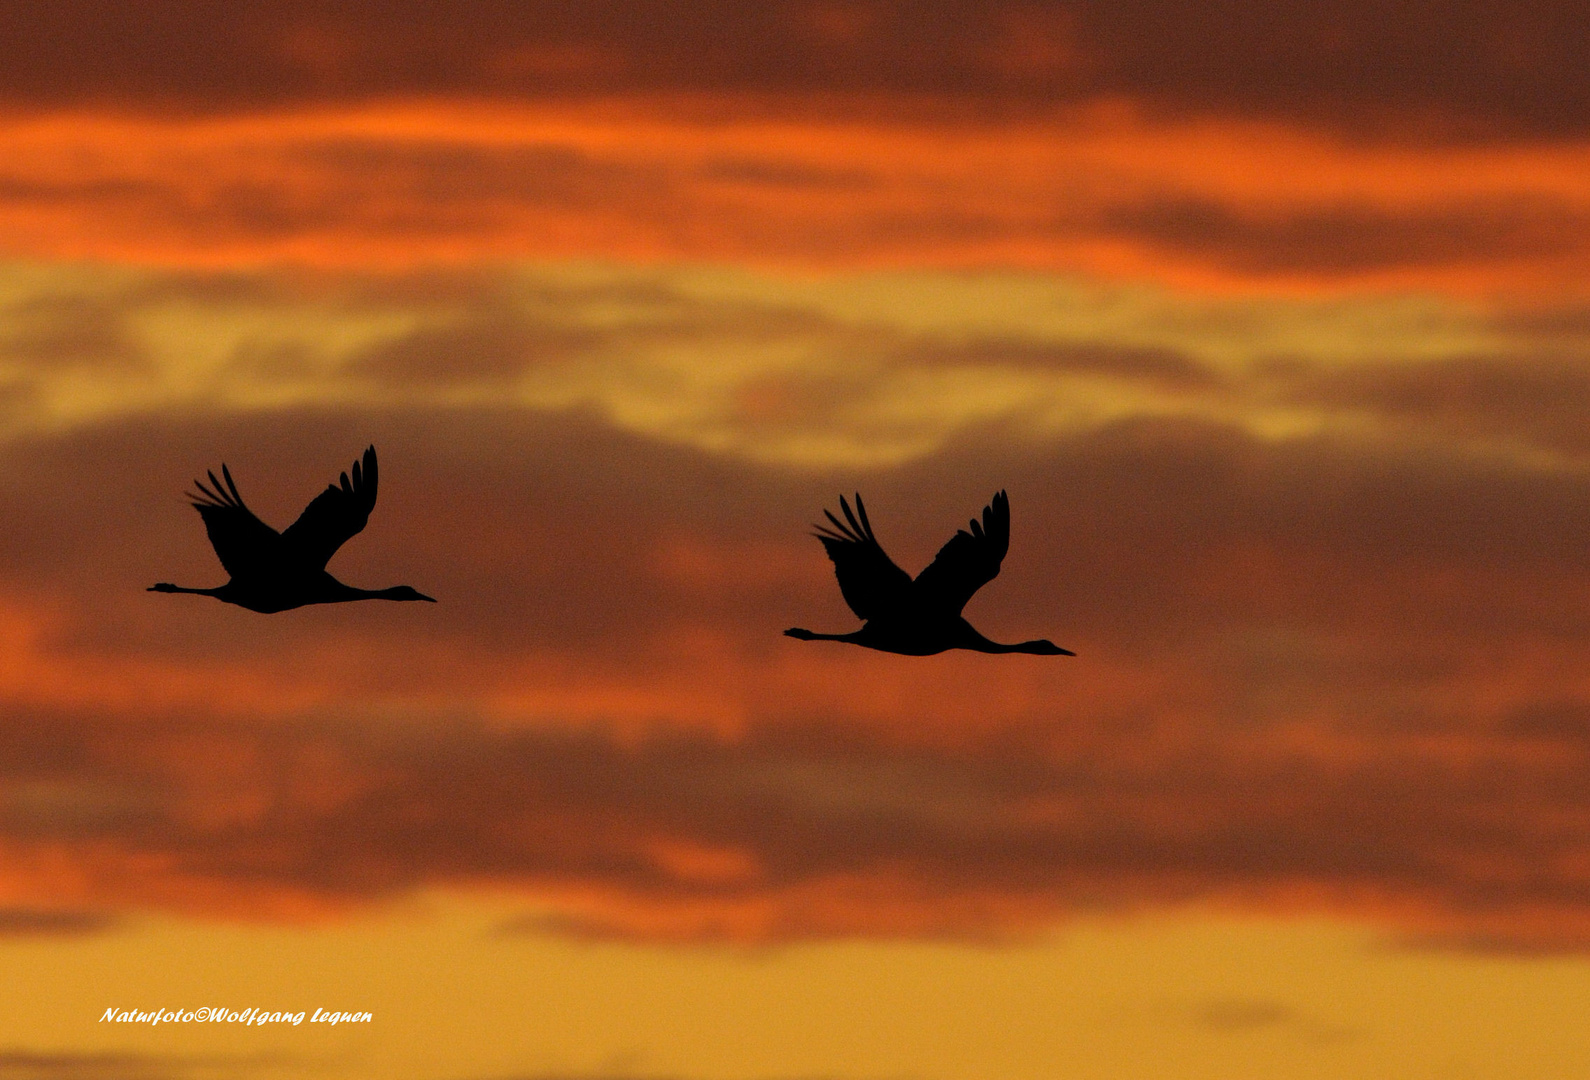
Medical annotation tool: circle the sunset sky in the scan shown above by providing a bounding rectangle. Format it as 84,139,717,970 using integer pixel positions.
3,3,1590,1078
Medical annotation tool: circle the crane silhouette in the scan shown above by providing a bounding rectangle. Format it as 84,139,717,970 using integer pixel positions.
149,446,436,613
785,490,1073,656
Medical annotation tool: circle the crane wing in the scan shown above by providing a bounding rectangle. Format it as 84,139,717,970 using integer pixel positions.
188,464,281,579
911,490,1011,615
280,445,379,571
811,493,913,622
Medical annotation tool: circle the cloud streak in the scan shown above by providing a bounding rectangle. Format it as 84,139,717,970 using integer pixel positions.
4,106,1590,292
2,398,1590,946
1,1,1589,140
7,261,1590,470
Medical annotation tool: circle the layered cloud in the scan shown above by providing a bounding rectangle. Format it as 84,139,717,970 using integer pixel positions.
1,1,1588,139
3,106,1590,292
2,317,1590,945
0,0,1586,948
2,262,1586,469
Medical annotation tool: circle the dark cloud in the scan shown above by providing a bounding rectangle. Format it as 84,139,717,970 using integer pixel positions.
1104,196,1588,275
290,139,679,217
0,406,817,669
0,294,148,374
0,907,116,935
6,267,1590,946
347,315,597,388
1499,700,1590,741
1,679,1588,944
0,2,1588,136
1190,999,1295,1032
332,272,835,392
4,406,1590,945
1272,353,1590,458
8,395,1584,665
1185,999,1360,1043
697,157,876,192
899,336,1223,391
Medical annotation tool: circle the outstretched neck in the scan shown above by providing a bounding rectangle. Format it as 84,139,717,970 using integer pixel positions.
148,583,223,598
785,627,866,644
331,582,437,603
962,626,1075,655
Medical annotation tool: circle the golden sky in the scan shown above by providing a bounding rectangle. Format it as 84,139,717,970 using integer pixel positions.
3,4,1590,1078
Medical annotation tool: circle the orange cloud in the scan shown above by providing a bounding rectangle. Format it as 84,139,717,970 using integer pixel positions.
4,103,1590,294
2,409,1590,945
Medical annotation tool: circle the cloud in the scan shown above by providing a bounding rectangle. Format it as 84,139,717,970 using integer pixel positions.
1190,998,1295,1032
14,260,1590,474
0,294,148,374
1184,998,1359,1042
1103,195,1587,276
0,673,1587,945
2,401,1590,946
898,336,1223,391
346,313,597,389
0,2,1587,138
1271,353,1590,459
0,908,116,935
4,264,1590,948
4,106,1590,292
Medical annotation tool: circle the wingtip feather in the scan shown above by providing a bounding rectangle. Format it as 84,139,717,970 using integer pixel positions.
206,470,227,503
822,507,859,541
191,472,229,507
853,492,875,538
839,494,864,537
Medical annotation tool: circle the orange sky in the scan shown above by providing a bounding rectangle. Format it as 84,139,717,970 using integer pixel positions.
3,4,1590,1078
5,102,1590,295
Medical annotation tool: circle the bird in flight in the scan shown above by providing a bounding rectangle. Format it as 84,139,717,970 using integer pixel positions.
785,490,1073,656
150,446,436,613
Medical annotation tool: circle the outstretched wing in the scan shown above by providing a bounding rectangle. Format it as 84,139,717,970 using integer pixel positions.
811,493,913,621
188,464,281,579
911,490,1011,615
280,446,379,571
